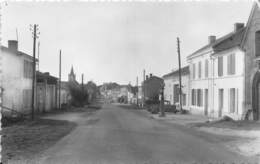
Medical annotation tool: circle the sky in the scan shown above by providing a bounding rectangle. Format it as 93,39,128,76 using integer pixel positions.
1,1,254,85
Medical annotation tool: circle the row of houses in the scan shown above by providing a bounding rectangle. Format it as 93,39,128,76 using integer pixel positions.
100,83,138,104
162,2,260,121
0,40,74,116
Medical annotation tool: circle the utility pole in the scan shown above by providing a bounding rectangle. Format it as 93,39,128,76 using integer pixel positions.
177,37,183,113
30,24,39,120
37,42,40,71
59,50,61,110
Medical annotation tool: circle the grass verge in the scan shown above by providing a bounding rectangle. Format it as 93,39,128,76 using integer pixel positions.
1,118,77,163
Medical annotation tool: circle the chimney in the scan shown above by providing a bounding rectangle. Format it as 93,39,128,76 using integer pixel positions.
234,23,244,32
208,36,216,44
146,75,148,80
150,73,153,78
8,40,18,51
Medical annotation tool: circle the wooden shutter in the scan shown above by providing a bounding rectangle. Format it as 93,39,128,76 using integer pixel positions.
218,56,223,77
205,59,208,78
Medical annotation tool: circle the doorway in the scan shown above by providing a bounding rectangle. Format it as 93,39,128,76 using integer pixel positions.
252,71,260,120
204,89,208,115
218,89,224,117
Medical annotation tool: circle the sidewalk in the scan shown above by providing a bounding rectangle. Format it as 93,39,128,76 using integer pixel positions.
149,112,209,126
147,111,260,158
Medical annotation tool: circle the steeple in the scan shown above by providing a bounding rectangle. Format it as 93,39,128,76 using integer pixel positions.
70,66,74,75
68,65,76,82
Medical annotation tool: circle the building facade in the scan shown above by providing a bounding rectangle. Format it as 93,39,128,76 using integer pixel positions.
242,1,260,120
1,40,36,115
163,66,190,110
187,24,246,120
143,74,164,102
36,71,58,112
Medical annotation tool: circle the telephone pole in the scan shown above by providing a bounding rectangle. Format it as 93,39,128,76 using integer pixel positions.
177,37,183,112
59,50,61,110
37,42,40,71
30,24,39,120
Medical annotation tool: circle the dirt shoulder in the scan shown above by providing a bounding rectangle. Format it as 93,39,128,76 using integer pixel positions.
1,106,102,164
1,118,77,163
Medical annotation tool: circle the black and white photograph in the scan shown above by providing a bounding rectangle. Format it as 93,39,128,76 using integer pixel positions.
0,0,260,163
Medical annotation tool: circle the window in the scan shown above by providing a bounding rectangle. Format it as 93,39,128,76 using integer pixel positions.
192,63,196,79
219,89,224,117
198,62,202,78
197,89,203,107
205,59,209,78
24,60,33,78
218,56,223,77
229,88,236,113
191,89,196,106
227,54,236,75
182,94,186,106
255,31,260,57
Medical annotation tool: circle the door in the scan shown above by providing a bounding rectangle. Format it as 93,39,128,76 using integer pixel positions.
218,89,224,117
258,84,260,119
204,89,208,115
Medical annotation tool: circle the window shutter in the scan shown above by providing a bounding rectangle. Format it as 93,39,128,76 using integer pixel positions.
218,56,223,77
232,54,236,74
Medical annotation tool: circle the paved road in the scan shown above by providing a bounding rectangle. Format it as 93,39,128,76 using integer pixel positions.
38,104,257,164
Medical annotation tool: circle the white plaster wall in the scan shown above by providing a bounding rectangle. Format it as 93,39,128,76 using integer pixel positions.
212,48,245,120
188,51,212,115
188,47,245,119
163,74,189,109
164,78,173,104
2,50,33,113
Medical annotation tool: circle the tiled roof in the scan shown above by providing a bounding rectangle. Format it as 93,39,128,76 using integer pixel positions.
187,27,246,58
212,28,245,52
162,66,190,79
1,46,38,61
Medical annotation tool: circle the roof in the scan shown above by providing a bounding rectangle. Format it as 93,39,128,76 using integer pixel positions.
241,1,260,48
187,27,246,59
213,28,246,52
1,46,38,61
144,75,164,83
162,66,190,79
36,71,58,84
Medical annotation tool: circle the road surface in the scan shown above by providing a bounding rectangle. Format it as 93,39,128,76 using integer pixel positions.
38,104,257,164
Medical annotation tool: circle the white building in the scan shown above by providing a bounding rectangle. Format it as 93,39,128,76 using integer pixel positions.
163,66,190,110
1,40,36,115
187,23,246,120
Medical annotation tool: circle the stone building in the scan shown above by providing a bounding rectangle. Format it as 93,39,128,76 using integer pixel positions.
241,1,260,120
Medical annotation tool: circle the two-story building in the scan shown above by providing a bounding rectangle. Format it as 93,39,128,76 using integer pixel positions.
163,66,190,110
1,40,36,115
187,24,246,120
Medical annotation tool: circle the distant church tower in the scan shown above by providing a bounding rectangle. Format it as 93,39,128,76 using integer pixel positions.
68,66,76,82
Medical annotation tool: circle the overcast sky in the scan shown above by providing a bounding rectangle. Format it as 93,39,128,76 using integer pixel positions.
1,1,253,85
